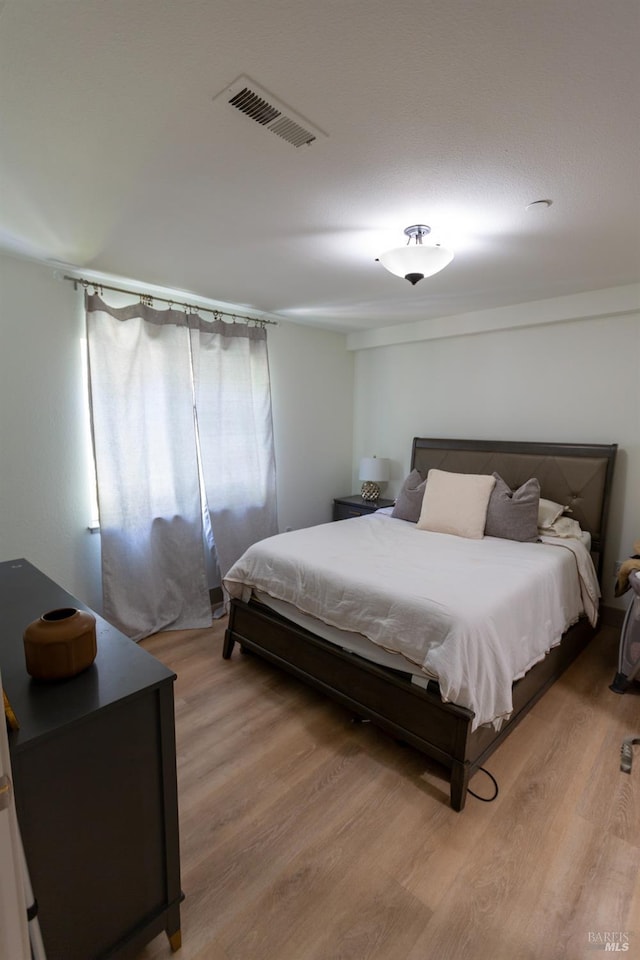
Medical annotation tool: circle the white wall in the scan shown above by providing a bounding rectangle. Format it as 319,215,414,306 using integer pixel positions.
268,319,354,531
352,297,640,608
0,253,354,611
0,255,103,608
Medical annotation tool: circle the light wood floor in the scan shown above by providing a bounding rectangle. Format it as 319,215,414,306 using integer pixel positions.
135,619,639,960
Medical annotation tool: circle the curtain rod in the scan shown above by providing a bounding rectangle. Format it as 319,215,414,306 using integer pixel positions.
63,274,277,326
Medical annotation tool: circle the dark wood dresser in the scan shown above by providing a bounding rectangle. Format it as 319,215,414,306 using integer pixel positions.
0,559,182,960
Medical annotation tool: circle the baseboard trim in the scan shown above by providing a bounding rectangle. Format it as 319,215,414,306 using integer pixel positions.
209,586,225,619
600,604,625,629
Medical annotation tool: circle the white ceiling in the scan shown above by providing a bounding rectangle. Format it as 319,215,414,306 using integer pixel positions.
1,0,639,333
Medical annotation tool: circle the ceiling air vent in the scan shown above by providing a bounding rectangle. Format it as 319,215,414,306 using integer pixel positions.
214,75,326,148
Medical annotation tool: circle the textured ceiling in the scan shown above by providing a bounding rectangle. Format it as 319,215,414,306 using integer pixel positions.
1,0,639,332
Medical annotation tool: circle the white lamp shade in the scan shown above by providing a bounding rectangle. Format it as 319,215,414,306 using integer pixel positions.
359,457,390,483
378,243,454,280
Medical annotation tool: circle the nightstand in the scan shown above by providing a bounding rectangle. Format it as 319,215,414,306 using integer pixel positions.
333,494,395,521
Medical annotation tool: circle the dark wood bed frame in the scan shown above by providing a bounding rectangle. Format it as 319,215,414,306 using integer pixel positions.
223,438,617,810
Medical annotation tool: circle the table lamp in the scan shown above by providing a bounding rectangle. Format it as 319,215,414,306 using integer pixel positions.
359,456,390,501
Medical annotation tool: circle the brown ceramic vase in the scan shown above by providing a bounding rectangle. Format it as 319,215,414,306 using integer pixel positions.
23,607,97,680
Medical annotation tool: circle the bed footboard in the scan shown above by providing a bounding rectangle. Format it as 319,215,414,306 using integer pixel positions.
224,597,595,811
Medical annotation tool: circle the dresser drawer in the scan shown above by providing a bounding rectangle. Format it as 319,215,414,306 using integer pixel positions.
334,501,369,520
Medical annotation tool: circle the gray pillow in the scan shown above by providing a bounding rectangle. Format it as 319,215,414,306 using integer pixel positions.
484,472,540,542
391,469,426,523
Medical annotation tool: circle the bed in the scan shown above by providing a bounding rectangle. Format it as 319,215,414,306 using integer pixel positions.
222,438,617,810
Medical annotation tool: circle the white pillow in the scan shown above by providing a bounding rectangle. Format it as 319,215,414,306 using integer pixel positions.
417,469,496,539
538,498,571,528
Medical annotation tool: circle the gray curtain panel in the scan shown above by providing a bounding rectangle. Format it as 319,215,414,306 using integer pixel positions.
191,320,278,581
86,293,277,639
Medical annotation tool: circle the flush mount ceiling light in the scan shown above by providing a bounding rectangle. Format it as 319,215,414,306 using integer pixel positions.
377,225,454,286
525,199,553,211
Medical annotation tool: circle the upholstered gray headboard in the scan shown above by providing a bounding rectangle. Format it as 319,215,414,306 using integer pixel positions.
411,438,617,582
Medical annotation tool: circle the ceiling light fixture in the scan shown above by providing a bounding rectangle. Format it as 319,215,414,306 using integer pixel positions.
377,225,454,286
525,199,553,211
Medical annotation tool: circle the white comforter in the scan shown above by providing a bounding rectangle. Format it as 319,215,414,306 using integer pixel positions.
223,514,600,730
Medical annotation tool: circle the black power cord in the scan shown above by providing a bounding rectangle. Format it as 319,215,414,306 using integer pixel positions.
468,766,499,802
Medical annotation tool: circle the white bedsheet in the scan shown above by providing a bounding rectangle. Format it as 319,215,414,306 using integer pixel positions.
223,514,600,730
